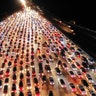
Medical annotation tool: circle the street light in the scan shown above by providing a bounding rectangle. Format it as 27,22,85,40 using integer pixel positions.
20,0,26,8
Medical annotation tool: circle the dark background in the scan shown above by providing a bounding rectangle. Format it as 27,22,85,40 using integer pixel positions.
33,0,96,31
0,0,96,31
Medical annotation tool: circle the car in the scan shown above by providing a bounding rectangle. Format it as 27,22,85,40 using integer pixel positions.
8,61,12,67
33,77,39,86
20,66,23,72
25,65,29,71
88,58,95,65
89,65,95,71
19,60,23,66
57,60,62,66
66,58,72,63
58,78,66,88
34,86,40,96
69,82,77,92
4,78,9,84
46,49,50,55
49,76,55,86
71,64,77,71
42,54,46,60
1,62,5,69
41,75,46,84
38,55,43,62
19,80,23,91
75,62,81,68
27,90,32,96
76,70,83,79
80,67,86,74
3,85,8,94
62,63,69,70
0,70,4,78
46,59,49,64
26,78,31,89
26,70,30,78
81,56,88,63
32,67,36,77
81,79,89,87
12,83,16,92
5,68,10,76
75,51,80,57
68,70,76,78
13,66,17,73
11,92,15,96
70,47,75,52
55,67,62,75
89,89,96,96
0,79,2,89
20,72,24,80
86,73,94,83
19,91,24,96
82,62,89,69
48,90,54,96
45,65,51,73
78,84,87,95
49,55,54,61
54,53,58,59
38,63,43,75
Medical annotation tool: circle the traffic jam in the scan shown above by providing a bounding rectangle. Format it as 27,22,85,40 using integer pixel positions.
0,7,96,96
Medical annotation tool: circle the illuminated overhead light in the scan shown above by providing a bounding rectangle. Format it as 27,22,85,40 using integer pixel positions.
20,0,26,8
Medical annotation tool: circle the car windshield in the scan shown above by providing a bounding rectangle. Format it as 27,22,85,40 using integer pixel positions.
70,83,75,88
60,79,64,84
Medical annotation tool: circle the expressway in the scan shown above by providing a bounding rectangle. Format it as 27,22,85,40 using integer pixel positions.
0,6,96,96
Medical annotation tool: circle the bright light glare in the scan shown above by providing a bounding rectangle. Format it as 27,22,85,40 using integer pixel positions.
20,0,26,7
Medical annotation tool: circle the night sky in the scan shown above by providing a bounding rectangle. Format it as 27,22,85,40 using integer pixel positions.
0,0,96,30
34,0,96,31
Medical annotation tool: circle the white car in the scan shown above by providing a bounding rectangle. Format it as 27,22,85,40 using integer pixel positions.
58,78,66,88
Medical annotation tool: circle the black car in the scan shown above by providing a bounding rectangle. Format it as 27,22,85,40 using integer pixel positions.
49,76,55,85
20,72,24,80
81,79,89,87
26,70,30,77
8,61,12,67
19,80,23,91
11,92,15,96
39,63,43,74
49,90,53,96
12,73,17,81
33,77,39,86
5,78,9,84
32,67,36,77
42,54,46,60
12,83,16,92
13,66,17,73
55,67,62,75
3,85,8,94
45,65,51,73
0,79,2,89
19,91,24,96
42,75,46,84
35,86,40,95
